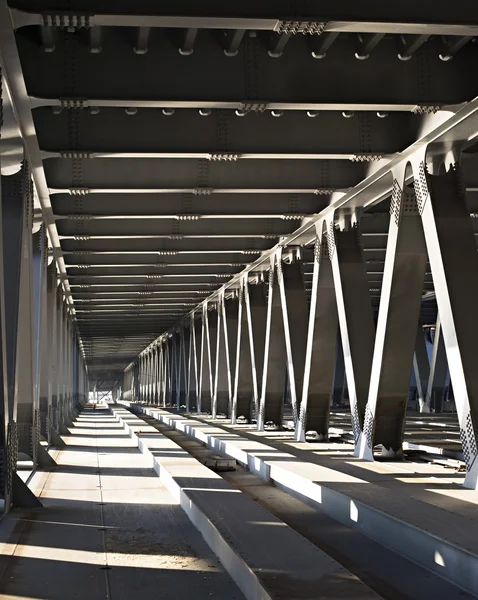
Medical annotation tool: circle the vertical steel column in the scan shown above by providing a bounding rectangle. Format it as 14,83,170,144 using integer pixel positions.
143,352,148,403
1,170,24,502
180,325,189,410
247,281,268,423
161,342,167,407
212,297,223,419
0,172,14,507
222,295,239,418
143,350,149,404
163,341,169,407
332,341,346,406
170,333,178,409
187,314,200,412
15,168,36,461
63,313,69,417
55,293,65,429
413,158,478,487
278,257,309,427
198,305,213,413
165,339,172,406
61,302,69,428
177,327,187,409
48,279,59,433
136,360,139,401
146,351,152,404
134,363,138,400
329,220,375,451
122,368,128,401
40,256,57,436
152,347,157,404
137,355,141,401
2,171,23,439
425,315,448,412
153,344,159,405
297,228,338,442
156,344,162,406
65,312,73,419
359,176,428,460
232,279,253,424
147,350,153,403
413,324,430,412
207,307,218,415
77,350,84,404
214,292,237,419
144,353,148,401
35,229,49,439
175,331,183,409
140,354,144,401
258,254,288,430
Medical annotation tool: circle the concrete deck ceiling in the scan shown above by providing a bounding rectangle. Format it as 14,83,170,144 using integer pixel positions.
4,0,478,380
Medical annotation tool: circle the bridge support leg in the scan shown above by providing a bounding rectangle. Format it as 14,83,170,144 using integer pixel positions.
279,259,309,429
258,256,287,430
425,315,448,413
232,279,254,424
247,282,267,424
415,160,478,488
414,324,430,412
359,179,428,461
330,222,375,453
177,326,188,409
198,305,214,414
215,295,237,419
332,342,346,407
297,229,338,442
186,315,200,412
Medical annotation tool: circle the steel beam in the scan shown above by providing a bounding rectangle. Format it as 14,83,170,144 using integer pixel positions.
32,106,412,156
11,7,478,35
44,157,364,192
15,27,478,106
31,96,431,113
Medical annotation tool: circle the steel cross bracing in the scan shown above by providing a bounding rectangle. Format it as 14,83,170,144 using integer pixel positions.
138,102,478,350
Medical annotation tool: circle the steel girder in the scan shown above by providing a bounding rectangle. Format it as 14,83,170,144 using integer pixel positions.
8,1,478,30
13,27,478,106
34,109,418,156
